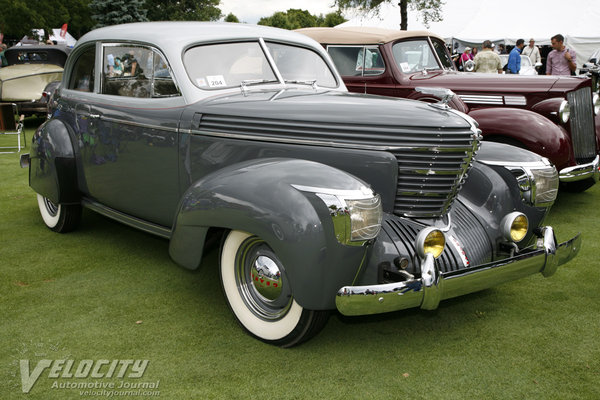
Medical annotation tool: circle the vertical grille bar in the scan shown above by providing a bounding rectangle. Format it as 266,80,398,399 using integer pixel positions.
568,87,597,163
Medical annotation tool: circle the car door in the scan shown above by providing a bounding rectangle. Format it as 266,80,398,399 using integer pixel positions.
63,42,185,227
326,45,387,95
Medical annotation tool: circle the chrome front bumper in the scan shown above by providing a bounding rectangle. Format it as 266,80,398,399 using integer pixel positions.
559,155,599,182
336,227,581,316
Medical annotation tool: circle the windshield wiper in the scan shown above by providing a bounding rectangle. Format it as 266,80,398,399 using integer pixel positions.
284,79,317,89
240,79,276,94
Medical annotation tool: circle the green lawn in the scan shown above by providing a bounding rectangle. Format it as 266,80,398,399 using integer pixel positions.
1,121,599,399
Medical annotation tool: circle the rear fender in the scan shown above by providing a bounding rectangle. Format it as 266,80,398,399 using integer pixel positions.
169,158,371,310
29,118,79,204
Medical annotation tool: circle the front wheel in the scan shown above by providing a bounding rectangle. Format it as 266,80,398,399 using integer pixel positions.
220,230,329,347
36,194,82,233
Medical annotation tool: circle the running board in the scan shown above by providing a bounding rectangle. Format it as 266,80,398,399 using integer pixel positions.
81,198,172,239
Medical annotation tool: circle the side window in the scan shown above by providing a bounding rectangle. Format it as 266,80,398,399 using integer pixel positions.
68,46,95,92
327,46,385,77
102,45,179,98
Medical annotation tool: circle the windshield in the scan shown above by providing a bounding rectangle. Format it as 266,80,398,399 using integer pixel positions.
392,39,442,73
184,41,337,90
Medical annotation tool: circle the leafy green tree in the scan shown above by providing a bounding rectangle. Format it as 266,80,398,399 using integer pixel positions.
89,0,148,29
320,11,347,27
145,0,221,22
224,13,239,23
258,9,346,30
334,0,444,30
0,0,94,42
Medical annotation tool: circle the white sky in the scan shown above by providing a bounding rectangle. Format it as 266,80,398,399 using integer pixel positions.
219,0,341,24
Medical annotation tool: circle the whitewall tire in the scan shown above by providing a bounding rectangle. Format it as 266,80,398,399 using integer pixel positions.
220,230,329,347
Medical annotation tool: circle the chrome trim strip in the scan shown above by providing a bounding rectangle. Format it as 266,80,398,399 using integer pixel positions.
99,116,179,133
82,198,172,239
190,128,471,152
559,155,600,182
479,159,553,168
259,37,285,84
504,95,527,106
291,184,374,198
335,228,580,316
459,94,503,105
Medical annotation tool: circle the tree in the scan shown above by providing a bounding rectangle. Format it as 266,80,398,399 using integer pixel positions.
0,0,94,42
145,0,221,22
334,0,444,30
89,0,148,29
320,11,347,27
258,9,347,30
224,13,239,23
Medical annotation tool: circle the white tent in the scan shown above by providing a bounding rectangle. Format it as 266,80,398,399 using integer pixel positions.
338,0,600,69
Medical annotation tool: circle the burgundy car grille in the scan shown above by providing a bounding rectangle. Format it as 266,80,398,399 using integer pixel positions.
568,87,597,163
198,114,478,218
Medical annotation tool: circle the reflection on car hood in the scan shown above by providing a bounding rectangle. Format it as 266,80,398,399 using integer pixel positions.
0,64,64,81
198,88,472,129
408,70,587,94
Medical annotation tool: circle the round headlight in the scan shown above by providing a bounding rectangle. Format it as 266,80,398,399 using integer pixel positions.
559,100,570,123
416,227,445,259
593,93,600,115
501,212,529,243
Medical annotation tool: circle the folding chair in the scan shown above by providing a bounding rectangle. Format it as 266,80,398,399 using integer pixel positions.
0,103,26,153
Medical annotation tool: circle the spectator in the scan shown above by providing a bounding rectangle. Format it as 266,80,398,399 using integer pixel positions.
522,38,541,65
546,34,576,76
0,43,7,67
496,44,507,54
459,47,473,71
474,40,503,74
507,39,525,74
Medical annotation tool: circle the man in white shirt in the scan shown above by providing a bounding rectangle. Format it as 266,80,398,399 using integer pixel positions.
522,38,541,65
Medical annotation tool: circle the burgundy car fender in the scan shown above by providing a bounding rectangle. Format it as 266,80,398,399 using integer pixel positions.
469,107,573,170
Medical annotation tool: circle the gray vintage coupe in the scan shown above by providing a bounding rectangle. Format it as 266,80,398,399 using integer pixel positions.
22,22,580,347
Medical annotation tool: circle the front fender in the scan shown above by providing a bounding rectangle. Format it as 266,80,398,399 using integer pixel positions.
469,107,572,170
169,158,371,310
29,118,79,204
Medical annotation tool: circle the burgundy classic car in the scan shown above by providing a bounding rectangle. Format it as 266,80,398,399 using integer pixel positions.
298,27,600,192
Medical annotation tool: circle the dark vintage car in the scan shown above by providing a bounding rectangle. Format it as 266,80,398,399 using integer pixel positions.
0,45,70,115
22,22,580,347
298,27,600,192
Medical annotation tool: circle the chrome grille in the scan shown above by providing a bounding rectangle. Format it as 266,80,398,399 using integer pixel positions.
567,87,597,163
198,114,477,218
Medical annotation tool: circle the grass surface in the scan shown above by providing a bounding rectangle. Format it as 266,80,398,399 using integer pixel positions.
1,120,599,399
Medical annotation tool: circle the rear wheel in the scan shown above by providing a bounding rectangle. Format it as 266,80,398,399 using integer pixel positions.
220,230,329,347
37,194,81,233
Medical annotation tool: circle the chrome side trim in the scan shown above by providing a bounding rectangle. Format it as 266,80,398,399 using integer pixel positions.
190,128,472,152
559,155,600,182
459,94,503,105
292,184,374,199
99,116,179,133
335,227,580,316
82,198,172,239
504,95,527,106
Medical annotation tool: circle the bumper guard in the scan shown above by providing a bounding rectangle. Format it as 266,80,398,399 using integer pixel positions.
559,155,599,183
336,227,580,316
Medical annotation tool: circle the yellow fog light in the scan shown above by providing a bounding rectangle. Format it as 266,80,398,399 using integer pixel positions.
501,212,529,242
416,227,445,259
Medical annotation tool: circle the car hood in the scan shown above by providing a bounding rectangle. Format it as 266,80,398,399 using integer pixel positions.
0,64,64,81
197,88,472,129
408,70,588,94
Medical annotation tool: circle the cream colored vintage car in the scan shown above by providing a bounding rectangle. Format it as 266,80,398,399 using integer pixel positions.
0,45,69,115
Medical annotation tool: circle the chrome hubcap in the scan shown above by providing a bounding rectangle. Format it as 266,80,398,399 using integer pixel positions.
43,197,59,217
235,237,292,320
251,255,283,301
